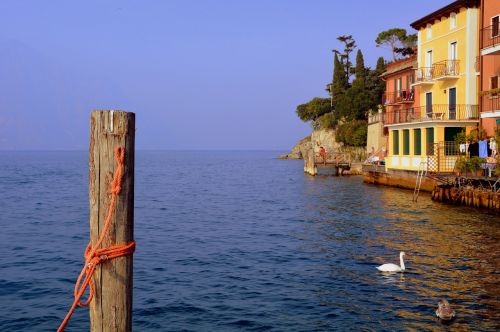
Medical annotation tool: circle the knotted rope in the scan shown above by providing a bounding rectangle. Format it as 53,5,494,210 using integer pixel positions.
58,146,136,332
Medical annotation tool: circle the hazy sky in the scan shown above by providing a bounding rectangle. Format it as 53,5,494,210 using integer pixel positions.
0,0,452,150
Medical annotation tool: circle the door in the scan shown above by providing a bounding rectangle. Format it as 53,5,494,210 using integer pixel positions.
426,92,433,118
449,88,456,120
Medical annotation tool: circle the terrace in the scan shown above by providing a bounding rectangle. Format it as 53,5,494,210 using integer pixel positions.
385,104,479,125
383,89,415,105
413,60,460,85
481,92,500,115
481,24,500,55
432,60,460,80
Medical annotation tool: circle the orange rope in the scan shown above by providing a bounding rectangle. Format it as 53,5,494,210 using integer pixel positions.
58,146,136,332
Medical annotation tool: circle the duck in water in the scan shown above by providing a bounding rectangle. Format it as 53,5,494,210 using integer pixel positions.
436,299,455,321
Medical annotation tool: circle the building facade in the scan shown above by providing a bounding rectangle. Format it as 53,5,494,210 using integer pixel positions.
385,0,480,173
479,0,500,136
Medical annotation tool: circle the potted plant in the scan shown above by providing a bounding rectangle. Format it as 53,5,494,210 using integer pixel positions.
469,156,487,177
454,156,469,176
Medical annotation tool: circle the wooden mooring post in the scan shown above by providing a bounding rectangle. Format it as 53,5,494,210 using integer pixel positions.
89,110,135,331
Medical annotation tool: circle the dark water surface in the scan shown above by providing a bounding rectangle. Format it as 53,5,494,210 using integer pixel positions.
0,151,499,331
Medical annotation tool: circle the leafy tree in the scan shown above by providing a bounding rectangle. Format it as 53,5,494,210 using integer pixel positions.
375,28,416,61
296,97,332,123
335,85,373,121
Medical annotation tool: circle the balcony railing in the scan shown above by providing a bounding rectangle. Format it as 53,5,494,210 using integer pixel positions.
413,60,460,84
383,89,415,105
481,92,500,113
415,67,433,83
385,104,479,125
481,24,500,50
432,60,460,79
368,112,386,124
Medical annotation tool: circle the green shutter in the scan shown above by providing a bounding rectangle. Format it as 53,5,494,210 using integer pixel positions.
403,129,410,155
414,129,421,155
426,128,434,155
393,130,399,155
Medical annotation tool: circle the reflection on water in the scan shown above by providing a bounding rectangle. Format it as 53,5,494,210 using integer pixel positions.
298,175,499,331
0,152,498,331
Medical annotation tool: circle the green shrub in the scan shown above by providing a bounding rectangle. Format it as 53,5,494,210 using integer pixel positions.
314,112,336,129
335,120,367,147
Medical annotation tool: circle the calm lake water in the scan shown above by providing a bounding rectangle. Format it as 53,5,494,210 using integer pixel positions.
0,151,499,331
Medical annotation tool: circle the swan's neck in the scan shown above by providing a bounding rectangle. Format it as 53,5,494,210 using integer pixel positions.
400,254,405,270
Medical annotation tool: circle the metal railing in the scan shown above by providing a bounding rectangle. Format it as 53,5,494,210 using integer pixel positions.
385,107,419,125
383,89,415,105
415,67,433,83
481,93,500,113
414,60,460,84
385,104,479,125
481,24,500,50
432,60,460,78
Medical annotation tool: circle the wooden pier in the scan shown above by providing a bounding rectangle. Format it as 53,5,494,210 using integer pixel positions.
304,150,351,176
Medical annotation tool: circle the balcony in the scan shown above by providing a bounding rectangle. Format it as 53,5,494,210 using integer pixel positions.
413,60,460,86
385,104,479,125
432,60,460,80
383,89,415,105
481,24,500,55
481,92,500,116
368,112,386,124
413,67,434,85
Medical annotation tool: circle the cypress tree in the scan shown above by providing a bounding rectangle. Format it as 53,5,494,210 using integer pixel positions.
375,56,386,75
352,49,366,88
332,53,348,106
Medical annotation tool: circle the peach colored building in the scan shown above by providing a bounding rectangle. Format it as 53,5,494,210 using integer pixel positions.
479,0,500,136
382,55,420,128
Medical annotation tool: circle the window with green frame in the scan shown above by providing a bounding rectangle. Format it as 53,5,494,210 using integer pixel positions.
393,130,399,155
414,129,421,155
403,129,410,155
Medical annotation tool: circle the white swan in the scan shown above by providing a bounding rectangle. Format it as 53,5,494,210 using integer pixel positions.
376,251,406,272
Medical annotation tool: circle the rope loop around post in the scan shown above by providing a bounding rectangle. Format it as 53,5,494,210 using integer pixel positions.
57,146,136,332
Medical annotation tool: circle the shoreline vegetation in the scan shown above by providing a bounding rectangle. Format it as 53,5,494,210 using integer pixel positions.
282,30,416,164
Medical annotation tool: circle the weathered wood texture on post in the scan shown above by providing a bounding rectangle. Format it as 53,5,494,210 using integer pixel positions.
89,110,135,331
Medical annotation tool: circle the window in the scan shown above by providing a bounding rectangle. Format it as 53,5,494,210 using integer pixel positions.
450,42,457,60
426,50,433,67
403,129,410,155
414,129,422,155
450,12,457,29
493,16,499,37
426,23,432,39
491,76,499,89
393,130,399,155
491,76,499,96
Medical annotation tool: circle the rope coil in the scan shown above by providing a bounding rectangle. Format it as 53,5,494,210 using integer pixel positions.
58,146,136,332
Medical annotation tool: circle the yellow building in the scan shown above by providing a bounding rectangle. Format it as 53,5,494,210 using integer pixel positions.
386,0,480,173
